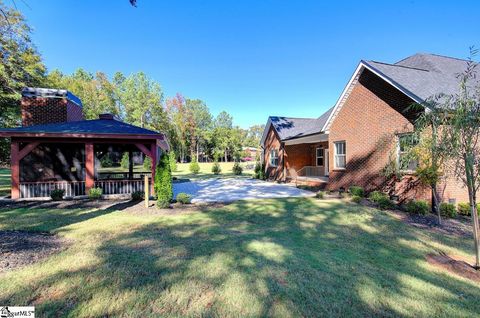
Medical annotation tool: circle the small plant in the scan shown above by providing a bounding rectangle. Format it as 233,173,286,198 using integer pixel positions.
349,186,364,197
212,161,222,175
50,189,65,201
351,195,362,203
254,161,264,179
439,202,457,218
377,196,394,210
189,156,200,174
100,153,114,168
143,156,152,171
88,187,103,199
316,191,325,199
176,192,192,204
369,191,387,203
232,162,243,175
131,191,144,201
120,152,129,169
457,202,470,216
157,198,170,208
404,200,429,215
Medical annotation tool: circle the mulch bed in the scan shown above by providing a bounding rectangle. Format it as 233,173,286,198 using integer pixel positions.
0,231,67,273
426,252,480,283
0,198,124,211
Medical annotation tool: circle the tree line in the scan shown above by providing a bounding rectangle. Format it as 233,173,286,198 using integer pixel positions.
0,2,264,164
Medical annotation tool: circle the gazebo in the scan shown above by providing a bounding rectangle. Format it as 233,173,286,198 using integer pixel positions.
0,87,168,199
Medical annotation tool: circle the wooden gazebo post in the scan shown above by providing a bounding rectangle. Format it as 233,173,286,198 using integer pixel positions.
85,142,95,194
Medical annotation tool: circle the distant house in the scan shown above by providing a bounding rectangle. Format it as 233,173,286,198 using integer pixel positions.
242,146,258,161
261,53,478,204
0,88,169,199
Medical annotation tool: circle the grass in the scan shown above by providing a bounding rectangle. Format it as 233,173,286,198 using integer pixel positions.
0,198,479,317
0,167,10,196
173,161,254,180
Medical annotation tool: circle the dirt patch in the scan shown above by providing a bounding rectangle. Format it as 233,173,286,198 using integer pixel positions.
0,231,67,273
388,209,472,238
427,252,480,283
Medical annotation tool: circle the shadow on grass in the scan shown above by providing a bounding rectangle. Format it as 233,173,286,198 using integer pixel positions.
1,198,479,317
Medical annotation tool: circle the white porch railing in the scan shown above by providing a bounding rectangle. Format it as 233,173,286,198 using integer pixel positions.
95,179,152,195
20,181,86,198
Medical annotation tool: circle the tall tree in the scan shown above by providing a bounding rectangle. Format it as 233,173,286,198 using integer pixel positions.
0,1,46,163
166,94,189,162
186,98,212,159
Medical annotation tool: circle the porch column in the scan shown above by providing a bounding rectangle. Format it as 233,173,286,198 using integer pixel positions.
150,142,157,195
10,141,20,199
128,150,133,179
85,143,95,193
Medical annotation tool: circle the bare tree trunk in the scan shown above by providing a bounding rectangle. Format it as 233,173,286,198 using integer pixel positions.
225,150,228,162
196,142,199,161
465,153,480,269
432,186,442,225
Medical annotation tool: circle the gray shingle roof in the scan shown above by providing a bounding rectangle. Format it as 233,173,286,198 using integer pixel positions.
0,119,162,136
269,107,333,141
22,87,83,106
364,53,479,102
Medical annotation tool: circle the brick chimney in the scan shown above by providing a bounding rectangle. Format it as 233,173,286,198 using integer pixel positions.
21,87,84,126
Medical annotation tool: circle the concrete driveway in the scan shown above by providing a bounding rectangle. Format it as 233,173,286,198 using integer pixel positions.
173,178,315,203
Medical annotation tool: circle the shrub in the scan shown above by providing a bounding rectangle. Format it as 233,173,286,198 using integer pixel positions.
131,191,144,201
349,186,364,197
212,161,221,175
457,202,470,216
254,161,265,180
316,191,325,199
100,153,114,168
50,189,65,201
232,162,243,175
155,153,173,207
176,192,192,204
377,196,394,210
351,195,362,203
143,156,152,171
88,187,103,199
169,151,177,172
405,200,429,215
120,152,129,169
440,202,457,218
369,191,387,203
189,156,200,174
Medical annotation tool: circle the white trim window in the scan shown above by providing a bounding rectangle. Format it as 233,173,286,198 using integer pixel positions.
316,148,324,166
334,141,346,169
270,149,279,167
397,134,418,171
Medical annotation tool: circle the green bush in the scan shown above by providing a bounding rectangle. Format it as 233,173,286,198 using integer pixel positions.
100,154,114,168
131,191,144,201
176,192,192,204
189,156,200,174
405,200,429,215
143,156,152,171
377,196,394,210
369,191,387,203
88,187,103,199
316,191,325,199
440,202,457,218
169,151,177,172
254,161,265,180
232,162,243,175
120,152,129,169
155,153,173,208
457,202,480,216
349,186,364,197
351,195,362,203
212,161,221,175
50,189,65,201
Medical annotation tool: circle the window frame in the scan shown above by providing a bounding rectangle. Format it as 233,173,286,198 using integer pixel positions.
316,147,324,166
334,141,346,169
270,148,279,167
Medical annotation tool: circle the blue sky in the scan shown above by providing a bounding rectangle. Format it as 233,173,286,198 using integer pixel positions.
18,0,479,128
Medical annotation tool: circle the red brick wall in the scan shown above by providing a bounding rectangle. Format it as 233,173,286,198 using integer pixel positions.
326,69,431,201
22,97,84,126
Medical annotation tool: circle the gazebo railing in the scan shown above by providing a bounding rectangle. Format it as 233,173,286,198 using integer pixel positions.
20,181,86,199
97,172,151,180
94,178,152,195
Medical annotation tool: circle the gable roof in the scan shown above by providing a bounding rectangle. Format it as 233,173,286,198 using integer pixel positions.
261,107,333,144
322,53,480,132
0,118,165,139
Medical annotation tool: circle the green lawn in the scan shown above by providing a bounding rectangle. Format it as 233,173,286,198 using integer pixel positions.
0,198,478,317
173,161,254,180
0,168,10,196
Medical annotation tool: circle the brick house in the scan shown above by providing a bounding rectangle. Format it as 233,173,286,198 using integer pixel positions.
261,53,478,204
0,87,169,199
